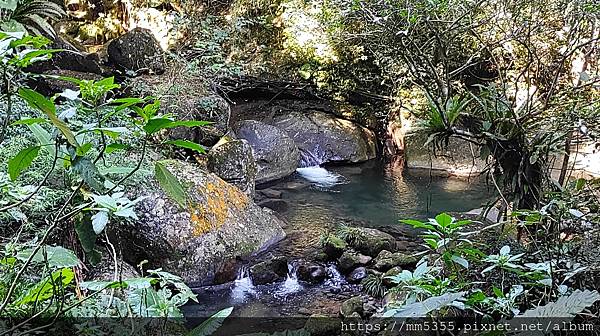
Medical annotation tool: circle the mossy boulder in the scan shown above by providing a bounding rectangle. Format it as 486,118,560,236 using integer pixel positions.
235,120,301,183
373,250,418,271
107,28,165,74
338,250,372,273
340,296,364,318
346,227,396,257
272,111,376,166
322,234,348,260
208,138,257,196
119,160,285,286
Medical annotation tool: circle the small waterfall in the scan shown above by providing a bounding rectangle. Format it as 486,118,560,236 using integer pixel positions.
324,264,346,289
230,265,255,303
299,147,325,168
296,166,345,188
275,261,303,297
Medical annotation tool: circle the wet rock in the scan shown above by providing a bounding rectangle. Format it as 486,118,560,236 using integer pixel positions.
363,302,378,317
373,250,418,272
257,198,289,212
347,228,396,257
213,259,239,285
249,256,288,285
297,262,328,284
235,120,301,183
207,138,256,196
382,266,402,288
107,28,165,74
322,234,348,260
347,267,368,284
258,188,282,199
338,250,372,273
120,160,285,286
340,296,364,318
272,111,377,166
305,314,342,336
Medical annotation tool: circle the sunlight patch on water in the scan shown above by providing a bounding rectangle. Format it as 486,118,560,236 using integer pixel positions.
296,166,346,187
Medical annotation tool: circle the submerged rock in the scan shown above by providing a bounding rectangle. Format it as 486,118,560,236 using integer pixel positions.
107,28,165,74
373,250,418,271
297,262,328,284
272,111,376,166
121,160,285,286
235,120,301,183
208,138,256,196
249,256,288,285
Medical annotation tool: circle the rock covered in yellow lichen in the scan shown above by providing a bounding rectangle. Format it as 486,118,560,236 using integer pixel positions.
117,160,285,286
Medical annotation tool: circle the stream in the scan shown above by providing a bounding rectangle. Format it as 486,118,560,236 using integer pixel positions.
183,160,494,322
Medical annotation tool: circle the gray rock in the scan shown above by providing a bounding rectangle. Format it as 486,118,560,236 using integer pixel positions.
297,262,327,284
405,133,486,177
347,267,368,284
86,253,139,282
121,160,285,286
272,111,376,166
235,120,301,183
340,296,364,318
373,250,418,271
107,28,165,74
168,94,232,147
338,250,372,273
208,138,256,196
249,256,288,285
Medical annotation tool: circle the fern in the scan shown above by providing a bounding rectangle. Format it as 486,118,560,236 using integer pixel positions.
1,0,65,37
362,274,387,298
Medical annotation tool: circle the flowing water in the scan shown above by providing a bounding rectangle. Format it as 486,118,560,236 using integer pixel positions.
184,160,494,319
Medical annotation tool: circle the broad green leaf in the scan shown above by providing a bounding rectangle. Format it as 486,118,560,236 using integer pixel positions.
167,120,213,128
144,118,174,134
16,246,79,268
187,307,233,336
451,255,469,269
91,211,109,234
15,268,74,305
435,213,453,227
0,0,18,11
75,216,101,265
400,219,434,230
166,140,206,153
8,146,41,180
18,88,78,147
105,143,130,154
154,161,188,208
80,280,128,291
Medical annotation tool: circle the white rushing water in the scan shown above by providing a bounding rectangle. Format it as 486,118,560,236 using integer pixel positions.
296,166,345,188
230,265,256,303
275,261,303,298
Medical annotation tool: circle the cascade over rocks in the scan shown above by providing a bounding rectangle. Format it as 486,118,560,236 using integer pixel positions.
207,138,256,196
271,111,377,166
235,120,301,184
118,160,285,286
107,28,165,74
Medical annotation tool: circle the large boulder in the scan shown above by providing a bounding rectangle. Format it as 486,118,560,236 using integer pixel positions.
405,132,486,177
119,160,285,286
207,138,256,196
338,250,372,273
373,250,418,271
107,28,165,74
272,111,377,166
235,120,301,184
